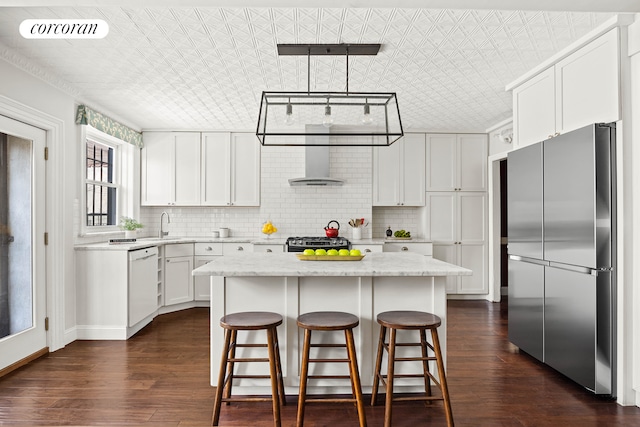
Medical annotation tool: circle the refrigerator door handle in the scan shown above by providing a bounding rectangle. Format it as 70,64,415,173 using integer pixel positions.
548,261,599,276
509,255,549,266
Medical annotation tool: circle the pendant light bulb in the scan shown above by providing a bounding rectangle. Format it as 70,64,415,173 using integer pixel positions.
284,102,295,126
322,103,334,128
362,102,374,125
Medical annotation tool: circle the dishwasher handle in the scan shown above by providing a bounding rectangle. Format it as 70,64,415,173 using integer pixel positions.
129,246,159,262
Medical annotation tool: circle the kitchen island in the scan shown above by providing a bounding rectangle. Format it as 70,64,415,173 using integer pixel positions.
193,252,471,395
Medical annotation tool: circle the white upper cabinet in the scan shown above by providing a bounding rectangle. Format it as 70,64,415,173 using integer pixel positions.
230,133,261,206
512,28,620,148
426,134,487,192
142,131,261,207
373,133,426,207
512,67,556,149
201,132,260,207
555,28,619,133
141,132,201,206
201,132,230,206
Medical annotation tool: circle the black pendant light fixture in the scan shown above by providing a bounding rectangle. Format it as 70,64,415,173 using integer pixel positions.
256,44,404,147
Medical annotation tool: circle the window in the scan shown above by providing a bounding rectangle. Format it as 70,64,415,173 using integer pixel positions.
81,126,136,234
86,138,117,226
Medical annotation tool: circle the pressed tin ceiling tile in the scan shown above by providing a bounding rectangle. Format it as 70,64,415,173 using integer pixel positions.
0,6,616,131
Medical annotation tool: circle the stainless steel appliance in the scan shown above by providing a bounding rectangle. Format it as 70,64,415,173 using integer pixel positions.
285,236,351,253
507,123,616,396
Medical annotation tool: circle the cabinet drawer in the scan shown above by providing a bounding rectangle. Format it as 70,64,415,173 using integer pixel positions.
222,242,254,255
165,243,194,257
384,242,433,256
253,244,283,253
195,242,223,256
352,244,383,254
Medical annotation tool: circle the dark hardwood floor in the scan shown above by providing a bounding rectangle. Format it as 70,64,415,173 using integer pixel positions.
0,300,639,426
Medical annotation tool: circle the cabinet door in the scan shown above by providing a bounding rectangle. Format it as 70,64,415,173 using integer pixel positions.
164,256,194,305
458,192,486,243
173,133,201,205
201,132,231,206
230,133,260,206
432,244,457,294
401,134,426,206
555,28,619,134
141,132,172,205
425,192,456,242
458,243,487,294
512,67,556,148
194,256,217,301
426,134,456,191
457,135,487,191
372,141,401,206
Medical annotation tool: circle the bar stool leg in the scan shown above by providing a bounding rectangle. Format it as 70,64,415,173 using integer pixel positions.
223,329,238,405
266,328,282,427
212,329,232,426
296,329,312,427
370,325,386,406
431,328,454,427
383,327,397,427
272,327,286,407
419,328,433,399
345,328,367,427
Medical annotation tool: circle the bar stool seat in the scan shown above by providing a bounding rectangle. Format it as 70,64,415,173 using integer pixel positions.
296,311,367,427
212,311,285,427
371,310,453,427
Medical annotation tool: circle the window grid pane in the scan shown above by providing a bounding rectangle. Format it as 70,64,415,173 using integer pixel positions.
85,138,117,226
86,140,113,184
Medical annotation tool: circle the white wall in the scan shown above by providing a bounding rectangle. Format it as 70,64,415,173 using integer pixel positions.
0,57,78,342
627,13,640,408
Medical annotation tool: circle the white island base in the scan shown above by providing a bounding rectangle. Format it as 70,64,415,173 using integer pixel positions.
194,252,471,396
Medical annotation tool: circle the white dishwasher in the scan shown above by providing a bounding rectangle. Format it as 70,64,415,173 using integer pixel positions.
128,246,159,327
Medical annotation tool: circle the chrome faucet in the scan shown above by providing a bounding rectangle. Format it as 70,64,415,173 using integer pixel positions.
159,211,171,238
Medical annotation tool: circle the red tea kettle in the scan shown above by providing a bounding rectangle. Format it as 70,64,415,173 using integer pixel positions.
324,220,340,238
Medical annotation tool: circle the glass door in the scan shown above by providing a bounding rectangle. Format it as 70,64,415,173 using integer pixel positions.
0,114,47,371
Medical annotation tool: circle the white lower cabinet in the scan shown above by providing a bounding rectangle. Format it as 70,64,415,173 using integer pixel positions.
222,242,254,254
433,243,486,294
425,191,487,294
76,249,158,340
253,244,284,253
164,244,194,306
194,243,223,301
383,242,432,256
352,244,383,254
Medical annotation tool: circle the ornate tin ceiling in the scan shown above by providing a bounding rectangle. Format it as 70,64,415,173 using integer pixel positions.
0,6,618,132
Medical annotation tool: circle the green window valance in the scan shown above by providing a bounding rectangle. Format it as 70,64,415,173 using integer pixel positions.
75,105,143,148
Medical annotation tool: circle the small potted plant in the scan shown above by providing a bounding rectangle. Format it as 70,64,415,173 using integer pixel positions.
119,216,143,239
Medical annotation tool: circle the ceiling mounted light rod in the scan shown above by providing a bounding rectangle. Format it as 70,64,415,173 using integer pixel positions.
256,43,403,147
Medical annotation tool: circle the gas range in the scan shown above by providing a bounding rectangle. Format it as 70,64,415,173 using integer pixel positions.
285,236,351,252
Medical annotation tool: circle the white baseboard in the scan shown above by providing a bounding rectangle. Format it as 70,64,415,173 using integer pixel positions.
63,327,77,346
75,325,128,340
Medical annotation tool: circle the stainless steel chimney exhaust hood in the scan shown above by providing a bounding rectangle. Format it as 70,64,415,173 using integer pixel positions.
288,126,344,186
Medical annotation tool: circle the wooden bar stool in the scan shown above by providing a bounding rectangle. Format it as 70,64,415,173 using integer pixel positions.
371,310,453,427
296,311,367,427
212,311,286,427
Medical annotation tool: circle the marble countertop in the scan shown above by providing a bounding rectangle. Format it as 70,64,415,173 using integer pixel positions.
74,236,287,251
74,237,433,251
192,252,471,277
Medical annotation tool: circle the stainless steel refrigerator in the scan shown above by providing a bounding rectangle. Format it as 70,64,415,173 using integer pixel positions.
507,123,616,396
